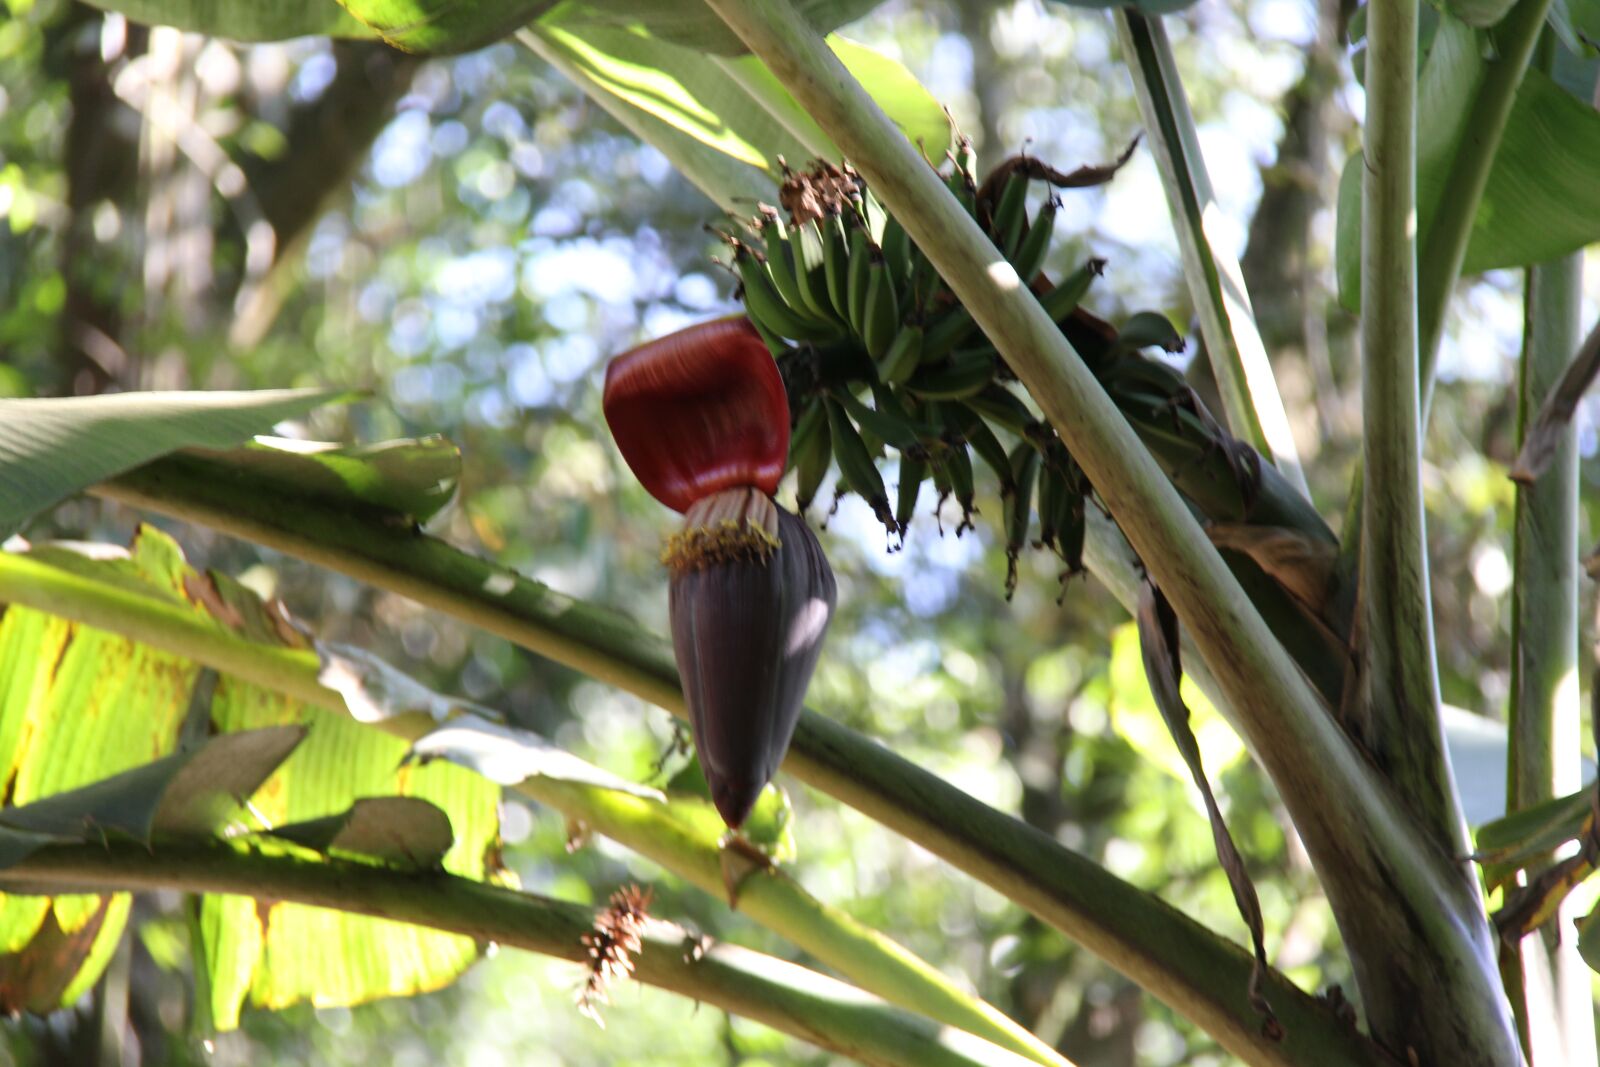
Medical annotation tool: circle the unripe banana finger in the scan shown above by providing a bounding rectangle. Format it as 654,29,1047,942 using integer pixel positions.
1010,196,1058,284
824,397,896,535
862,252,899,361
879,321,926,386
736,245,841,343
1005,443,1040,599
907,348,996,401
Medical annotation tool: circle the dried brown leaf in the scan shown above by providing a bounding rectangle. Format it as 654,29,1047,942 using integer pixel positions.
1207,524,1338,619
1510,317,1600,483
1137,580,1280,1039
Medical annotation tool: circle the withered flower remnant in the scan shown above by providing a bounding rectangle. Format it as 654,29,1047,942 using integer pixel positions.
603,318,836,829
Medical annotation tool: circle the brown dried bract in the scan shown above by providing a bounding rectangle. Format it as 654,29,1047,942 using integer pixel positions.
576,885,654,1027
975,137,1142,228
777,158,860,227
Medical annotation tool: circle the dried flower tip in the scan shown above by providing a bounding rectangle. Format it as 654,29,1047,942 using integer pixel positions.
778,159,861,226
576,885,655,1026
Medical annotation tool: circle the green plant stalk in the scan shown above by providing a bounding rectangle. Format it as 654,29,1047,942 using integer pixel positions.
91,455,1388,1067
1359,0,1465,856
1505,250,1593,1067
0,841,1047,1067
696,1,1515,1061
1417,0,1556,416
1358,0,1517,1058
1112,11,1310,499
0,542,1067,1067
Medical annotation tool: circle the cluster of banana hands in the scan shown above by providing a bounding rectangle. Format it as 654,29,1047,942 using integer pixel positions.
601,142,1256,834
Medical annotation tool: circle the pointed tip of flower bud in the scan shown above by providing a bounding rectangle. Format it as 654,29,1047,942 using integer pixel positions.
709,774,763,829
670,494,835,830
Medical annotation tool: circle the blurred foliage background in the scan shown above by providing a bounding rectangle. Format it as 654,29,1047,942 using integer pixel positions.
0,0,1597,1063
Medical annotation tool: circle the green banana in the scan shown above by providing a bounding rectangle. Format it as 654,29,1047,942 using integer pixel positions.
921,304,977,362
878,320,925,386
935,443,975,534
895,453,926,539
1111,310,1186,356
964,383,1037,436
793,219,839,325
845,225,873,339
907,347,996,401
947,403,1014,494
1101,353,1189,400
1036,458,1063,551
880,209,910,278
990,170,1030,258
862,252,900,361
758,209,826,330
907,242,939,312
1058,493,1085,577
1005,442,1040,598
792,400,832,515
832,387,937,453
1009,196,1057,284
861,186,889,244
945,156,977,219
954,137,978,183
822,212,853,324
748,314,790,359
824,397,895,534
928,450,952,534
1038,258,1104,324
735,244,840,343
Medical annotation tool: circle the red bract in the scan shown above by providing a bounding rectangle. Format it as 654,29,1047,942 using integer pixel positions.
602,317,790,513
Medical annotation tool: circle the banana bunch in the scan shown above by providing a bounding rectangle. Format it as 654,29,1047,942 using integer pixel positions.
730,146,1229,601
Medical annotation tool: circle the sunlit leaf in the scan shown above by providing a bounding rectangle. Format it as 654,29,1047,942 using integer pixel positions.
1337,42,1600,308
1578,901,1600,974
520,26,952,215
79,0,374,40
719,36,953,162
0,727,305,843
545,0,885,56
269,797,454,869
0,389,350,537
0,527,501,1025
1475,788,1593,889
407,713,665,800
336,0,549,53
195,436,461,524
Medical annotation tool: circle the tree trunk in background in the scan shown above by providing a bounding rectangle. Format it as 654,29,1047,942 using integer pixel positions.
52,3,143,395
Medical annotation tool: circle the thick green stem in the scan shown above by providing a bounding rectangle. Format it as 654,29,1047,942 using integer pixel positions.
1359,0,1466,856
90,454,1387,1067
1358,0,1518,1058
1113,11,1310,498
0,841,1046,1067
1417,0,1556,414
1506,250,1592,1067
